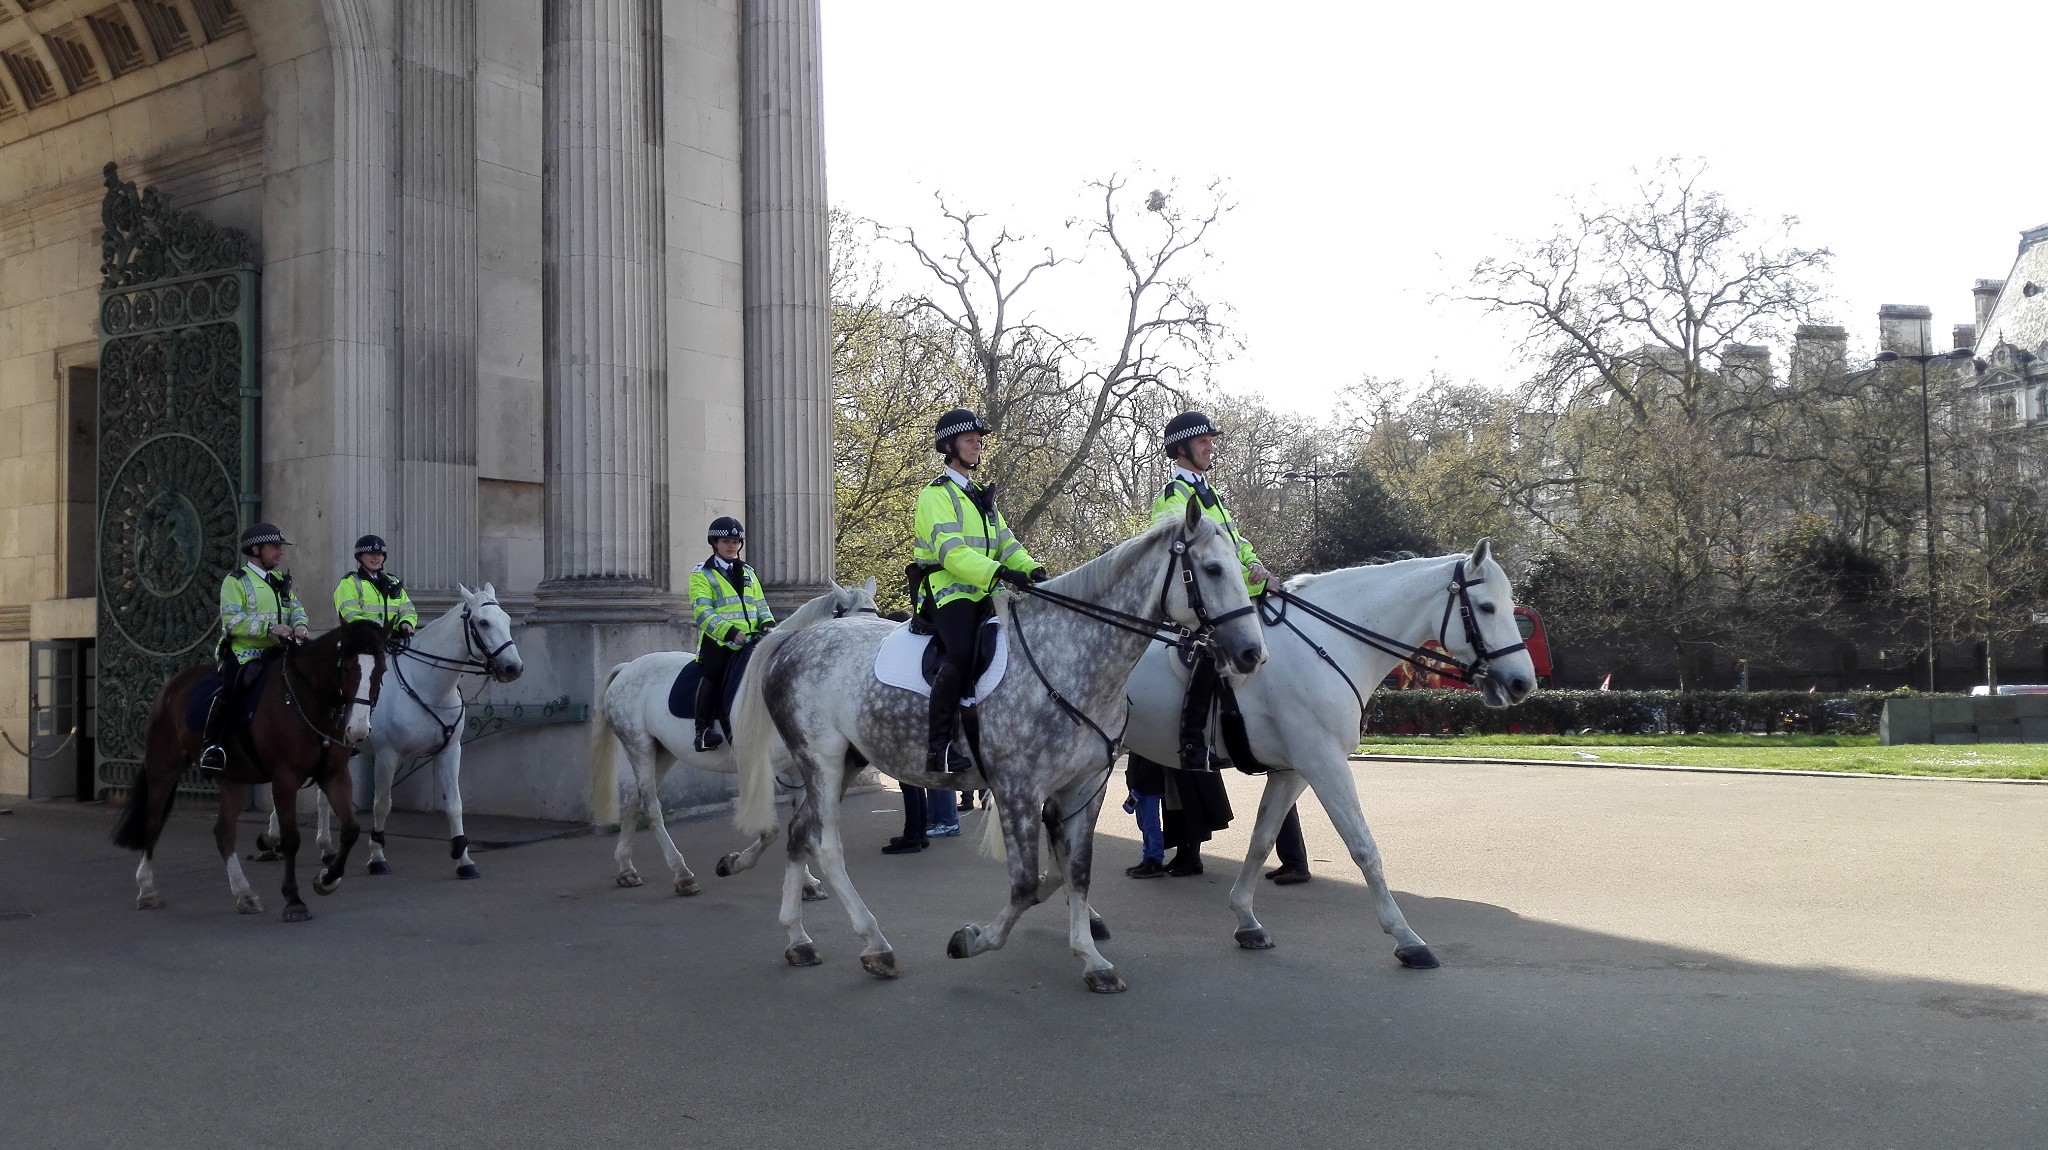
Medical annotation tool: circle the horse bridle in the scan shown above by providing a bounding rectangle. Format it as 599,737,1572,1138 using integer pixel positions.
1264,557,1528,694
1015,526,1252,657
277,637,383,766
386,599,517,756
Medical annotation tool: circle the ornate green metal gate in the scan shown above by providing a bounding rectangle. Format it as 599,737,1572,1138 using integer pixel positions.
94,163,259,796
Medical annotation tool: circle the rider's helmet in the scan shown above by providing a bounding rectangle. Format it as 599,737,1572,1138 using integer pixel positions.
1163,411,1222,460
353,534,388,558
933,408,991,455
240,522,292,556
707,516,745,545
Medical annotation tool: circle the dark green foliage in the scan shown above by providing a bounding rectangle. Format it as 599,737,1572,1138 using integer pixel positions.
1309,470,1438,570
1365,689,1914,737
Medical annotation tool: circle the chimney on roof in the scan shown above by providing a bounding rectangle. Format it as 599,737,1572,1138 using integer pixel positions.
1722,343,1772,387
1953,324,1976,351
1878,304,1933,355
1792,324,1847,387
1973,280,2005,332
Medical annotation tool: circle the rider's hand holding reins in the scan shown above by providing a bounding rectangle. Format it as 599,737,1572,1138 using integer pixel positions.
998,567,1034,589
1028,567,1050,584
1249,563,1273,586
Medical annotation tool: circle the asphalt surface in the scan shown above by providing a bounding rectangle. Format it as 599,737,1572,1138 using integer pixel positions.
2,762,2044,1149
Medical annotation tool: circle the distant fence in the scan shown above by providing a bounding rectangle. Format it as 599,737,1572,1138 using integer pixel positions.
1880,695,2048,745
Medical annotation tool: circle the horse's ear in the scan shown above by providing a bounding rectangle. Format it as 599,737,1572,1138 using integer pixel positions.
1182,495,1203,533
482,581,496,600
863,575,877,598
1468,538,1493,568
456,582,473,602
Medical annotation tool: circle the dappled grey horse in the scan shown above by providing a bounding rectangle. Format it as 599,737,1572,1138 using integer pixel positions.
1124,540,1538,967
728,500,1266,993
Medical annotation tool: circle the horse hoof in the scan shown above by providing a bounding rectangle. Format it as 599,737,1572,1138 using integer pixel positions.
456,864,481,880
255,833,275,852
616,872,642,888
785,943,822,967
313,875,341,897
1396,943,1440,969
1090,916,1112,942
946,928,975,960
802,885,829,902
1235,927,1275,950
714,853,739,878
252,849,282,863
673,877,700,897
282,904,310,923
136,894,164,910
860,951,900,979
236,895,263,914
368,860,391,876
1082,970,1128,994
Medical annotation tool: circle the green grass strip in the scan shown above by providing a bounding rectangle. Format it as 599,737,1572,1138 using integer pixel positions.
1353,737,2048,780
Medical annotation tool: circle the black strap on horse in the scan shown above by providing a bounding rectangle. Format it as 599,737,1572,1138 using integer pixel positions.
390,599,514,676
1263,558,1528,688
276,639,378,780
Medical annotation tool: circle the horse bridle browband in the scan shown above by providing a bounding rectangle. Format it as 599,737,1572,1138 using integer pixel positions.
385,599,517,756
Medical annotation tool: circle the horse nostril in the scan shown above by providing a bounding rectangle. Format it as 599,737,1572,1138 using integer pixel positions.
1238,646,1263,671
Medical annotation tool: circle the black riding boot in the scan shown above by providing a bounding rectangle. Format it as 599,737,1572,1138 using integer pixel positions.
693,674,724,751
926,663,969,773
197,662,234,774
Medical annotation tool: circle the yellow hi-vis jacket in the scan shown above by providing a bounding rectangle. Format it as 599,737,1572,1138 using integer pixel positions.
913,474,1038,610
219,562,310,663
689,558,774,649
334,569,418,630
1152,472,1265,595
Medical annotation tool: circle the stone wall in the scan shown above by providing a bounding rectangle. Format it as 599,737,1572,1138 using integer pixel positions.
0,3,264,793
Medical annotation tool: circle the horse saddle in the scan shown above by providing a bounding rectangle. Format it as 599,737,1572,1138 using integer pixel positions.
665,644,758,729
183,656,274,734
873,617,1006,705
1212,678,1270,775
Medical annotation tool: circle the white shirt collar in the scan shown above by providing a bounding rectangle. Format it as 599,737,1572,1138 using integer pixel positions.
945,466,976,489
1172,466,1210,487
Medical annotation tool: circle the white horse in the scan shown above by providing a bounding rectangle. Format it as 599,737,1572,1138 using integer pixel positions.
726,503,1266,993
586,579,877,896
259,583,524,879
1124,540,1537,967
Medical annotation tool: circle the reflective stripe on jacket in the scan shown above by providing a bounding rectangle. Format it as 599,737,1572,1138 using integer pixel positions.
220,562,310,663
334,570,418,630
1152,476,1265,595
688,558,774,649
913,476,1037,609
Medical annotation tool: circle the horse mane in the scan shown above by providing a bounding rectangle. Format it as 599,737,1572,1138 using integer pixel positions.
779,579,876,631
1038,514,1220,605
335,618,389,658
1281,550,1462,594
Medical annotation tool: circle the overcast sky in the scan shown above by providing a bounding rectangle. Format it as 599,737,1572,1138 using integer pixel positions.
820,0,2046,414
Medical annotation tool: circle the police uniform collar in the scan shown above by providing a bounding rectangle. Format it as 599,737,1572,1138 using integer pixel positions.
1170,466,1210,487
944,466,977,490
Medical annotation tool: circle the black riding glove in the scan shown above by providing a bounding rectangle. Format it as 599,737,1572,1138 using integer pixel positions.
997,568,1034,590
1028,567,1050,584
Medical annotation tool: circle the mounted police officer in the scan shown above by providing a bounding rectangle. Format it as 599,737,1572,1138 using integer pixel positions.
688,516,775,752
1155,411,1273,771
197,522,311,774
912,408,1047,773
333,534,418,637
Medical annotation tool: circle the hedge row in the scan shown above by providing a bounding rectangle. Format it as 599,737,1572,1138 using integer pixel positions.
1364,689,1917,736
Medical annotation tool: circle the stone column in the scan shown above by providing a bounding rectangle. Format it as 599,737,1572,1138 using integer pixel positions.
534,0,668,619
394,0,479,595
741,0,834,606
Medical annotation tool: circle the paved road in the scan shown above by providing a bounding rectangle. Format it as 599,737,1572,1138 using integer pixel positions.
3,762,2043,1149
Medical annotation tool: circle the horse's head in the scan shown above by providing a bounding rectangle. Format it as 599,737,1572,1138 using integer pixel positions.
1450,539,1537,708
832,576,879,619
458,582,523,682
336,619,389,744
1168,498,1268,676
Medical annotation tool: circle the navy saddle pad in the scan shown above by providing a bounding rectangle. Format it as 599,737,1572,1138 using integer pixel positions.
182,661,272,733
666,644,757,721
920,615,1002,687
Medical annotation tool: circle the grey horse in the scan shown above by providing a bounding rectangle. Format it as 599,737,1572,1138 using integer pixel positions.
727,500,1266,993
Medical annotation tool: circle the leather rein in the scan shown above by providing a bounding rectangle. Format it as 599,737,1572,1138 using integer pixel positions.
387,600,514,758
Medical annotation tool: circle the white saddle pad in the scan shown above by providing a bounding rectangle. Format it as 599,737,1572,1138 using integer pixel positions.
873,621,1007,706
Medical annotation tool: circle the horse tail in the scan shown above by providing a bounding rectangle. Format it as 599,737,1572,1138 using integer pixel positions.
732,627,800,838
588,663,629,828
112,771,173,851
977,794,1006,862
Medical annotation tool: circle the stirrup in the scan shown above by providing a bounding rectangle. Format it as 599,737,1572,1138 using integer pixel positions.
197,744,227,775
1178,745,1220,773
694,726,725,752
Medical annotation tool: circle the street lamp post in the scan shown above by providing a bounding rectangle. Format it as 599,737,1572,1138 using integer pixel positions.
1282,466,1350,560
1874,345,1975,692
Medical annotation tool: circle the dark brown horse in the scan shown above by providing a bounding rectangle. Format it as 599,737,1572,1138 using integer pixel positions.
112,620,388,921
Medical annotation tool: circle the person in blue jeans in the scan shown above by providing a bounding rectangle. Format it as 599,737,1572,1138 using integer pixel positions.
1123,753,1168,877
927,787,961,837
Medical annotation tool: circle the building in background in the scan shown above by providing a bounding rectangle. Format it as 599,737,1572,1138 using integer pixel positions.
0,0,833,817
